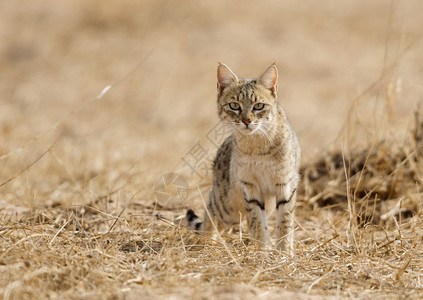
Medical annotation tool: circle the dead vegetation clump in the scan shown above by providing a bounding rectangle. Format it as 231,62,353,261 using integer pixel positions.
301,107,423,226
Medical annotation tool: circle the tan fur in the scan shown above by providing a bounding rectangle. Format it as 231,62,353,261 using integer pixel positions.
187,63,300,254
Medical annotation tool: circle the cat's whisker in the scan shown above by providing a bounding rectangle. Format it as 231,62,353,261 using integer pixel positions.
257,126,272,144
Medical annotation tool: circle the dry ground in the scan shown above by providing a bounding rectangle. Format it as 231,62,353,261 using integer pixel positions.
1,1,423,299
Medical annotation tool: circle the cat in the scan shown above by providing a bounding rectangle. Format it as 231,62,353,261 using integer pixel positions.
186,63,301,254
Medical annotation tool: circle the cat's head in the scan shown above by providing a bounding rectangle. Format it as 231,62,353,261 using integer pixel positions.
217,63,278,135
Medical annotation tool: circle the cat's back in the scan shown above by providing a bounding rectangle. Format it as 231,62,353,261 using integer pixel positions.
212,135,234,181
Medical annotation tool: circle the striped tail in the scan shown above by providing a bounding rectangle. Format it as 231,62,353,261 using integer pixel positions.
186,209,203,231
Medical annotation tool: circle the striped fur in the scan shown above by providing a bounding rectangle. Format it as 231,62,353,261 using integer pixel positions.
187,63,301,254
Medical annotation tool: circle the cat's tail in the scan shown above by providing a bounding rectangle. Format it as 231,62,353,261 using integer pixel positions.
186,209,203,231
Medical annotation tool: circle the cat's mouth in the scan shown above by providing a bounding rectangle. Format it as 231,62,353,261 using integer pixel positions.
234,123,260,135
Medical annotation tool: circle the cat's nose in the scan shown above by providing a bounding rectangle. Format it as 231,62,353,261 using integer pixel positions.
242,119,251,126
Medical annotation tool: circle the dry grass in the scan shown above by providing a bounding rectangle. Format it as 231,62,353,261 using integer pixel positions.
1,1,423,299
301,107,423,226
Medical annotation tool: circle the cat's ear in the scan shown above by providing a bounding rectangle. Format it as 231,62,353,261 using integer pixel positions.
217,63,238,93
258,63,278,95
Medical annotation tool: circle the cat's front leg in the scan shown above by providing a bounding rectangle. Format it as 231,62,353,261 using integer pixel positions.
275,181,297,255
240,180,270,249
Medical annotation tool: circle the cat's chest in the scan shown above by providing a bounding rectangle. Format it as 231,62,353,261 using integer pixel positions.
236,154,274,169
234,154,281,187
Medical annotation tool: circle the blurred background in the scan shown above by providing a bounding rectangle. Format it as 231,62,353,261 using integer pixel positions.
0,0,422,209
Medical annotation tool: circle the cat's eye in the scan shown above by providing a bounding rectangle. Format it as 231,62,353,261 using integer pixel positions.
253,103,265,111
229,102,241,110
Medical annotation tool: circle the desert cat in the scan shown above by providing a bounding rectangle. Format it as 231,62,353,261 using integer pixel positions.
186,63,300,253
